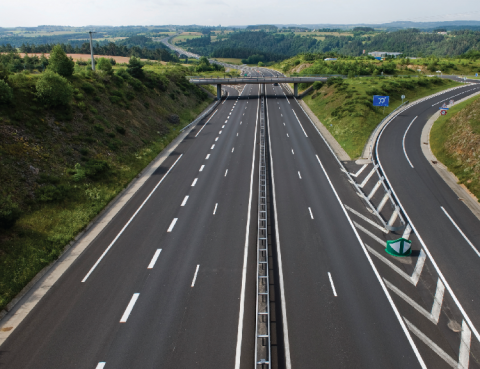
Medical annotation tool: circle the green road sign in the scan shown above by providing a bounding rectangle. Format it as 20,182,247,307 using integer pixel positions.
385,238,412,257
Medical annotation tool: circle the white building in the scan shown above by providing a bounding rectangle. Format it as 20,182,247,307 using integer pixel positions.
368,51,403,58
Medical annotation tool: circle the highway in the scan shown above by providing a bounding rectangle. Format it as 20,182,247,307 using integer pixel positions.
1,68,480,368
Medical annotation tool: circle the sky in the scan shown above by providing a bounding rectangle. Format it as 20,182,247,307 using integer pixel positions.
2,0,480,27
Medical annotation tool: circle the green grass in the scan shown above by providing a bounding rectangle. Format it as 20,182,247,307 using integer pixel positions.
302,76,461,158
0,65,212,310
430,93,480,201
211,58,243,65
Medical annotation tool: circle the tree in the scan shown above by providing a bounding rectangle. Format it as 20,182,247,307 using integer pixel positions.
36,70,73,106
48,45,74,77
97,57,113,74
0,80,13,104
126,56,144,79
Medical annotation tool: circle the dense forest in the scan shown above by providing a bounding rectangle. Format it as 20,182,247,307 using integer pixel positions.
180,29,480,61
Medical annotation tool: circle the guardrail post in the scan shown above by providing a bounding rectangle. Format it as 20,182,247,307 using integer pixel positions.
216,84,222,100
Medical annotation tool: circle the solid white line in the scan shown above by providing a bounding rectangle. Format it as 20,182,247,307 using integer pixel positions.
191,178,198,186
120,293,140,323
81,154,183,282
232,147,234,153
298,171,302,179
191,265,200,287
213,203,218,214
292,109,308,137
328,272,337,296
147,249,162,269
441,207,480,257
211,144,215,149
225,169,228,177
402,116,417,168
206,154,210,159
265,94,292,368
315,154,427,368
195,109,218,138
199,165,205,172
167,218,178,232
96,363,106,369
181,195,189,206
235,85,259,369
308,207,314,219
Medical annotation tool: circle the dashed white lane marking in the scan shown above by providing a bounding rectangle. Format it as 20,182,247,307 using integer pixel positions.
120,293,140,323
211,144,215,149
191,178,198,186
283,122,285,126
292,110,308,137
402,116,417,168
232,147,235,153
328,272,337,296
206,154,210,159
222,125,225,128
441,206,480,257
298,171,302,179
291,149,294,155
213,203,218,214
219,130,222,134
81,154,183,283
195,109,218,137
199,165,205,172
167,218,178,232
191,265,200,287
225,169,229,177
96,363,106,369
147,249,162,269
287,133,289,137
215,137,219,141
237,133,239,136
308,207,314,219
225,120,228,123
181,196,189,206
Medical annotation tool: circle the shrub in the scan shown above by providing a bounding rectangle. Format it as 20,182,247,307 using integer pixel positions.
0,195,21,229
0,80,13,104
7,73,30,89
84,160,110,178
126,56,144,79
48,45,74,77
128,78,144,92
116,126,126,135
125,90,135,101
312,81,323,90
81,82,95,94
109,96,122,105
168,114,180,124
94,124,104,132
36,71,73,106
36,184,70,202
116,68,131,81
97,57,113,74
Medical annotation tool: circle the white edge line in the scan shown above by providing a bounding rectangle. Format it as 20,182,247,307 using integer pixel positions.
195,109,218,137
266,93,293,368
120,293,140,323
376,98,480,344
147,249,162,269
441,207,480,258
315,154,427,369
328,272,338,296
191,265,200,287
81,154,183,282
402,116,417,168
234,84,259,369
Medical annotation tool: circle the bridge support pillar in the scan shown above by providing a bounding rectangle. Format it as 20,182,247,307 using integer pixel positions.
261,83,265,96
294,83,298,97
217,84,222,100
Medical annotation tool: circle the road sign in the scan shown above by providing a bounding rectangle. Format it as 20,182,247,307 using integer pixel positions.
441,110,447,116
373,95,389,107
476,73,479,77
449,99,454,105
440,103,449,110
401,95,405,99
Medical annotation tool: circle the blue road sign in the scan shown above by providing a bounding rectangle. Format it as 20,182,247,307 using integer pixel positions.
476,73,478,77
440,103,449,110
373,95,389,107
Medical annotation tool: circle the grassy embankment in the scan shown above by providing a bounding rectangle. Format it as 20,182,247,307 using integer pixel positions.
430,94,480,201
271,56,462,158
0,63,213,310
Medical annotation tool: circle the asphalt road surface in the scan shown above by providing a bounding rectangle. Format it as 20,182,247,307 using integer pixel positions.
1,71,480,369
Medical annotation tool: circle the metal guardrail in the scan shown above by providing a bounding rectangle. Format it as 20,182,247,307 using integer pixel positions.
255,95,271,368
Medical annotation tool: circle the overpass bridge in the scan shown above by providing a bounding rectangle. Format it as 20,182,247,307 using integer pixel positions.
188,76,327,99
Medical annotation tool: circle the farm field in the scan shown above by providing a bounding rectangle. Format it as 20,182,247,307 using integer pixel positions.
8,53,159,64
211,58,243,65
172,32,203,44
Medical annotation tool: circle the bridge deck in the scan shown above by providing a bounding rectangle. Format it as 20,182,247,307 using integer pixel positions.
189,77,327,85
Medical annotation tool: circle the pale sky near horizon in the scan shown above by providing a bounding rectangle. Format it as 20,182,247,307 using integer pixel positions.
2,0,480,28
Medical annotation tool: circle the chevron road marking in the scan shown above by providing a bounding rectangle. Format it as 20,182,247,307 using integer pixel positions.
385,278,445,325
346,206,388,233
404,318,471,369
359,165,379,188
349,163,368,177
